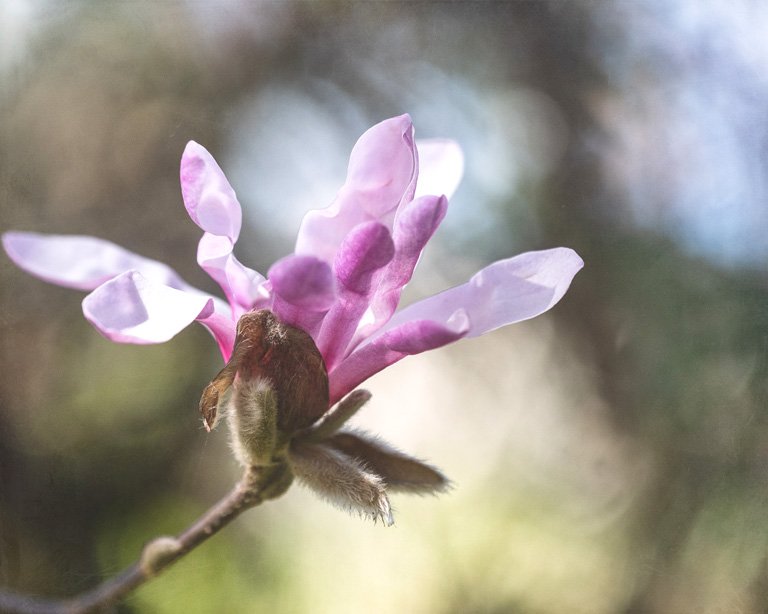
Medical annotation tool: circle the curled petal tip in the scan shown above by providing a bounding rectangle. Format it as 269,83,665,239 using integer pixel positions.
180,142,242,240
183,139,204,153
566,247,585,271
380,113,413,134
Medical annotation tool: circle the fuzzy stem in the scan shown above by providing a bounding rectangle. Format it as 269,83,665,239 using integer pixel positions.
0,465,288,614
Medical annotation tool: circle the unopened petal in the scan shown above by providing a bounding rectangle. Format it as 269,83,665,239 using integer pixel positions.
328,311,469,405
382,247,584,338
2,231,192,292
415,139,464,200
315,222,394,370
354,195,448,342
180,141,242,241
197,232,268,314
294,115,417,264
82,270,216,345
334,222,395,293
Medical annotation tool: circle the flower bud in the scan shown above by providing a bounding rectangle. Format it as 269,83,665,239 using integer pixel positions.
199,310,330,461
232,310,329,433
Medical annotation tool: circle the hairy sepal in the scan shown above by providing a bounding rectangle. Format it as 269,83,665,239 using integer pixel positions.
289,440,393,526
327,430,450,495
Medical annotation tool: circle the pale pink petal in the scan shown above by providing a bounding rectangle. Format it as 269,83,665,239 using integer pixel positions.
315,222,395,371
345,114,418,211
180,141,242,241
2,231,192,292
268,254,336,336
197,310,237,362
81,270,216,345
414,139,464,200
354,195,448,343
294,115,417,264
379,248,584,338
197,233,268,315
328,311,470,405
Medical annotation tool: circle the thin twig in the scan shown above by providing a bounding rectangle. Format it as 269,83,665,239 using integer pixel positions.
0,464,290,614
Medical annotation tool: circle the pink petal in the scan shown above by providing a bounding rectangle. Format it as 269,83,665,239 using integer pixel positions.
197,232,268,315
315,222,395,371
354,195,448,342
380,247,584,338
414,139,464,200
2,231,192,292
334,222,395,292
268,254,336,336
328,311,470,405
294,115,417,264
81,270,218,345
180,141,242,241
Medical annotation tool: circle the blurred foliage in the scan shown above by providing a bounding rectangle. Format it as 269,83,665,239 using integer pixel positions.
2,1,768,613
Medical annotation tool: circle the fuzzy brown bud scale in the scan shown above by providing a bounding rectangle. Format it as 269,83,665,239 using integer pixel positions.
200,309,329,434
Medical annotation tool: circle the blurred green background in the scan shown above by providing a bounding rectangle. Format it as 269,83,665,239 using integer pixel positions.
1,1,767,613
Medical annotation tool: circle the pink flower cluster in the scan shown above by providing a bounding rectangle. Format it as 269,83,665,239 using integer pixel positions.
3,115,582,406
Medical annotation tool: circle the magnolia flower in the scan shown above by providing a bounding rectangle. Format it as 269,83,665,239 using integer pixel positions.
3,115,583,523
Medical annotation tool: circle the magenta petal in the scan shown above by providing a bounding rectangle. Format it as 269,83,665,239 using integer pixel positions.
415,139,464,200
382,247,584,338
355,195,448,341
269,255,336,311
334,222,395,293
180,141,242,241
328,311,470,405
197,233,267,314
2,231,192,292
268,255,336,335
315,222,395,370
294,115,417,264
81,270,216,344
